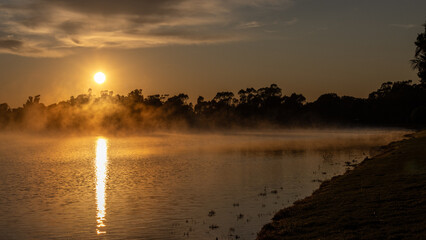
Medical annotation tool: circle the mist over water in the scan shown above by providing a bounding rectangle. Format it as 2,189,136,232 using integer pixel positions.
0,129,410,239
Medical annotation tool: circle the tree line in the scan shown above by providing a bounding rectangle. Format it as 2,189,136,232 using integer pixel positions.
0,22,425,133
0,80,425,133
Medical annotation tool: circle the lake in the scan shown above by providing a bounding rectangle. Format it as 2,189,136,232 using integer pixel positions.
0,129,409,239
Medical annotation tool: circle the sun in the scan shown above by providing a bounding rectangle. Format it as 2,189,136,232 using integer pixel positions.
94,72,106,84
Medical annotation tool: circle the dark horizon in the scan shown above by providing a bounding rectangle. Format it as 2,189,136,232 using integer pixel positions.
1,79,425,134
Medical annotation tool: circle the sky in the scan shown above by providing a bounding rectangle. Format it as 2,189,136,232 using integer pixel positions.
0,0,425,107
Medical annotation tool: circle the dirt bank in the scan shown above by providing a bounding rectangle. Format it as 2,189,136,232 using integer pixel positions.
257,131,426,239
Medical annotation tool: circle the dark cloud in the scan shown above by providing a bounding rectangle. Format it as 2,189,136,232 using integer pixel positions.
71,38,80,44
389,24,418,29
58,21,86,35
0,39,23,50
42,0,181,16
0,0,294,57
18,15,50,29
148,26,237,42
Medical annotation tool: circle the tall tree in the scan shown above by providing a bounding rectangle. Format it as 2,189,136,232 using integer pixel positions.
411,21,426,85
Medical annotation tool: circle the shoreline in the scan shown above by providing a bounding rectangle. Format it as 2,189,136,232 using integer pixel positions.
257,130,426,239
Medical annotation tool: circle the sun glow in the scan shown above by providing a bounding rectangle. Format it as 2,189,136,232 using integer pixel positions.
95,138,108,234
94,72,106,84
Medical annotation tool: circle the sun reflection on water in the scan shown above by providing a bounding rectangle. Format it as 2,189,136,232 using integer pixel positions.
95,138,108,234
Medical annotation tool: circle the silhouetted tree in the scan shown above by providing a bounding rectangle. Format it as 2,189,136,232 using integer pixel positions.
1,78,426,132
236,87,260,119
279,93,306,124
213,92,235,106
165,93,189,107
283,93,306,109
194,96,207,115
144,94,164,107
411,21,426,85
0,103,9,113
258,84,282,109
0,103,10,128
368,80,425,125
128,89,144,103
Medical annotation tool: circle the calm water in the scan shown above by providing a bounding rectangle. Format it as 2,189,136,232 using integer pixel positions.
0,129,409,239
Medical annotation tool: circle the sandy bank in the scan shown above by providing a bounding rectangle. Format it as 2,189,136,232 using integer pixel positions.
257,131,426,239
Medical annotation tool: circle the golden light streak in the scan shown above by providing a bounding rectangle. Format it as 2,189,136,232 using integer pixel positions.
95,138,108,234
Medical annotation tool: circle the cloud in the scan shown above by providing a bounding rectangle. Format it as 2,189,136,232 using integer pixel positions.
58,21,86,35
0,0,294,57
237,21,263,29
0,38,65,56
389,23,417,29
0,39,23,50
283,17,298,26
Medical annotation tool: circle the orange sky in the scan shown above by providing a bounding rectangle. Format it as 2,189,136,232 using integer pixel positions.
0,0,424,107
